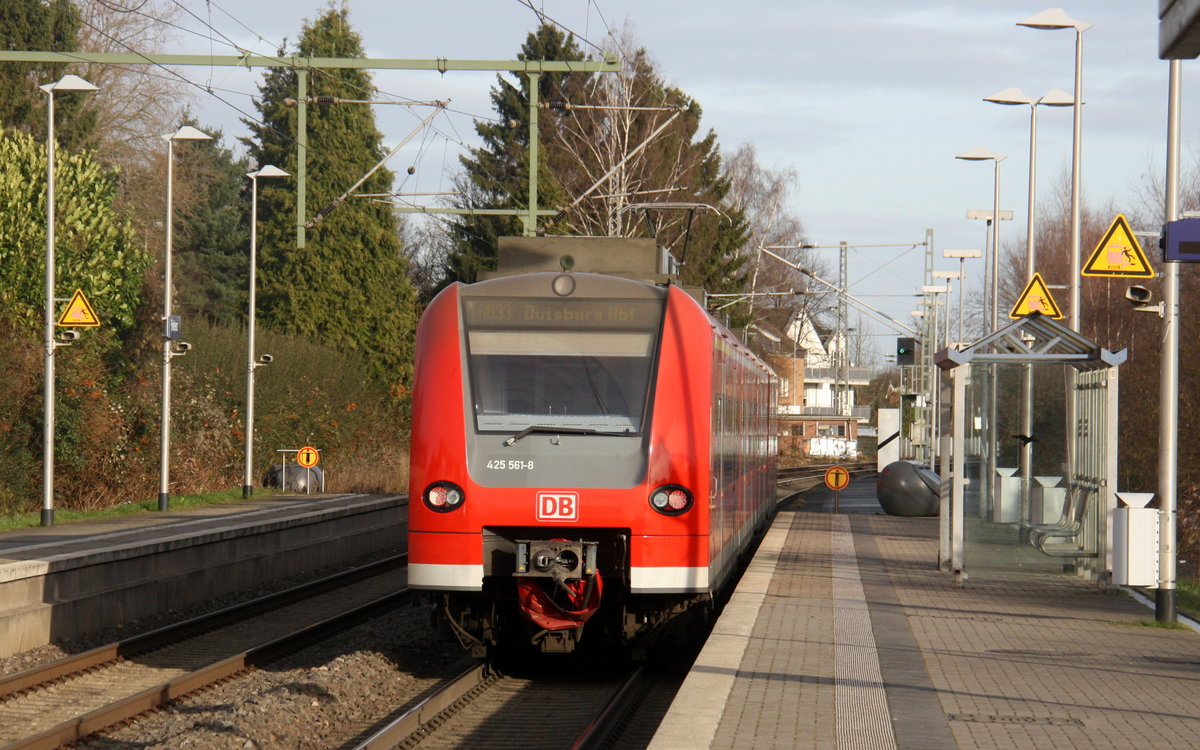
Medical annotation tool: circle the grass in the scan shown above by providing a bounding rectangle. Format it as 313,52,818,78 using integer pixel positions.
0,488,277,532
1177,577,1200,619
1132,620,1190,630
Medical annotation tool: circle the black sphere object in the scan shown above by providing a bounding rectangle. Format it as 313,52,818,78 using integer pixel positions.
876,460,940,517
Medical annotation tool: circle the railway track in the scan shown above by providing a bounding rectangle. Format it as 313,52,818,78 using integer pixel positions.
777,460,876,483
357,659,650,750
0,554,410,750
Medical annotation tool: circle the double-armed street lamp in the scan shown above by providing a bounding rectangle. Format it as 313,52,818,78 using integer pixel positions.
955,148,1005,334
983,88,1074,285
243,165,289,498
159,126,212,511
1018,8,1091,332
40,74,98,527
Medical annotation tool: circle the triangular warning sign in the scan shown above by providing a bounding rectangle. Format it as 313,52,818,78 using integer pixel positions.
1082,214,1154,278
56,289,100,327
1009,273,1063,319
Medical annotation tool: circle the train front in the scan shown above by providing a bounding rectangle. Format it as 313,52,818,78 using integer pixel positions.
408,271,710,654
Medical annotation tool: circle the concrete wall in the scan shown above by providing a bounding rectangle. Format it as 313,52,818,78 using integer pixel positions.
0,496,404,657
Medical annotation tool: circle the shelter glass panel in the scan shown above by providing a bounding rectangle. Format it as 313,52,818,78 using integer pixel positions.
959,360,1082,574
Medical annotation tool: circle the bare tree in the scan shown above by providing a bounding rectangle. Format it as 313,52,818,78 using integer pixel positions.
75,0,192,172
722,142,825,308
537,27,747,292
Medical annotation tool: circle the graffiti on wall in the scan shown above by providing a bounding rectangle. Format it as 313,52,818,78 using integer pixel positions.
808,437,858,458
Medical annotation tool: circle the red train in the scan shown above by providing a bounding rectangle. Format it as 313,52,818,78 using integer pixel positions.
408,238,777,654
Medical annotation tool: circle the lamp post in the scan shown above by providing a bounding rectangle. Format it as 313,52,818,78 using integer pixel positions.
159,126,212,511
941,250,980,346
1158,60,1182,624
955,145,1004,521
921,284,952,469
956,148,1005,333
40,74,98,528
1018,8,1091,332
931,270,962,346
983,87,1074,283
243,165,289,498
984,87,1073,539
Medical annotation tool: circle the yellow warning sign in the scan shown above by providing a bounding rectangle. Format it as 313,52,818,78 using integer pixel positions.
296,446,320,468
1009,273,1064,319
56,289,100,327
1082,214,1154,278
824,465,850,491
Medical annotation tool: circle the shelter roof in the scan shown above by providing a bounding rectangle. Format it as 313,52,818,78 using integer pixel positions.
934,312,1127,371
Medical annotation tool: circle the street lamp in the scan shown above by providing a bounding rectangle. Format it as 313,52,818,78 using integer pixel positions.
1018,8,1091,332
159,125,212,511
942,250,981,348
985,87,1074,543
931,270,962,347
920,284,951,469
983,88,1074,285
955,147,1005,333
243,164,289,498
40,74,98,527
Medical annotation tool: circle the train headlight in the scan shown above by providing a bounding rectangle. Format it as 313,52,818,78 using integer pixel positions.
649,484,693,516
423,481,465,513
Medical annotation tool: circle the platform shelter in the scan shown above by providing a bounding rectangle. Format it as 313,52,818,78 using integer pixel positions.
934,313,1126,585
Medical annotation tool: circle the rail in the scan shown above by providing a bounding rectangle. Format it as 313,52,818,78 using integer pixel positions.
0,555,409,750
777,461,876,483
357,663,647,749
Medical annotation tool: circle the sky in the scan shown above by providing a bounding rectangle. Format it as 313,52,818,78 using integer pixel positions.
150,1,1189,359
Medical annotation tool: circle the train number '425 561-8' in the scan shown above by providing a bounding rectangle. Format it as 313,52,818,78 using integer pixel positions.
486,459,535,471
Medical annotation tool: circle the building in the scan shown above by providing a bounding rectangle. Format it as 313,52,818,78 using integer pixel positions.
749,309,871,460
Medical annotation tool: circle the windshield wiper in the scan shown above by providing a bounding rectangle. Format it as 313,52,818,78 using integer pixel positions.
503,425,633,446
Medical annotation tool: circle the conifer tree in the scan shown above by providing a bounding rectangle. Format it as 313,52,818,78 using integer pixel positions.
243,4,416,388
173,126,251,327
447,24,588,284
447,25,749,296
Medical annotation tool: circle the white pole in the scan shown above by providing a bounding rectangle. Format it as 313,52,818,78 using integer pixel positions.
990,159,1001,332
159,138,174,511
244,175,259,497
1020,103,1039,539
41,87,56,527
1068,26,1085,332
1158,60,1181,624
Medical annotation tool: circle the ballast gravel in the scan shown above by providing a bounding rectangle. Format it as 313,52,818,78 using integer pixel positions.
78,604,471,749
0,549,474,748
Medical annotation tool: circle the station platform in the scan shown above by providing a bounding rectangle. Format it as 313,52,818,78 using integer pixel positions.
651,478,1200,749
0,493,404,657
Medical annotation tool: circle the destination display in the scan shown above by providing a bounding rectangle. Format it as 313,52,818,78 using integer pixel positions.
463,297,664,330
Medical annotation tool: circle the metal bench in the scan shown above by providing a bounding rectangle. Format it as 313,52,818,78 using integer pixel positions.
1029,483,1098,557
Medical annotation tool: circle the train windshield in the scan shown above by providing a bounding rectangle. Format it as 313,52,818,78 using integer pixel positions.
462,296,664,434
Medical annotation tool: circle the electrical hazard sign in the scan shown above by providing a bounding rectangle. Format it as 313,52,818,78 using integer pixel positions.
1082,214,1154,278
56,289,100,327
1009,273,1064,319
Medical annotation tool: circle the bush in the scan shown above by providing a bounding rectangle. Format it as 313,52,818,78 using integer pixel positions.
0,317,409,516
173,321,410,495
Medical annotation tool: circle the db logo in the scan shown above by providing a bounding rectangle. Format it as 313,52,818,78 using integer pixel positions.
536,491,579,522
